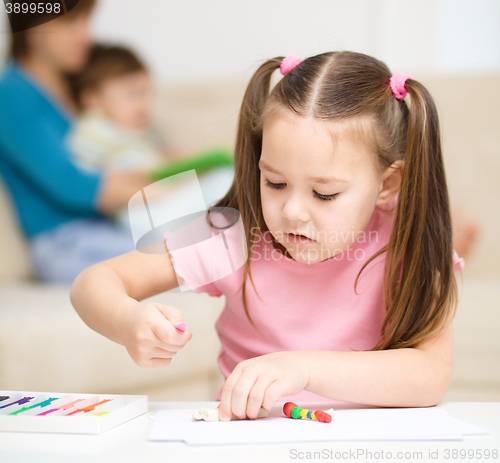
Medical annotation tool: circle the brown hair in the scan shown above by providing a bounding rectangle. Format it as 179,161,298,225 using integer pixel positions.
69,43,147,109
9,0,97,60
210,51,459,351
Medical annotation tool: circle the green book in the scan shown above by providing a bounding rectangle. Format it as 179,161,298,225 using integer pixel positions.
149,147,234,182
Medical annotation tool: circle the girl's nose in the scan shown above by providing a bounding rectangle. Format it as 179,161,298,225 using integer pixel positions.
281,194,310,223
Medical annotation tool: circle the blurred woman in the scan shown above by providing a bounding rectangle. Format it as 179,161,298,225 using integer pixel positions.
0,0,150,283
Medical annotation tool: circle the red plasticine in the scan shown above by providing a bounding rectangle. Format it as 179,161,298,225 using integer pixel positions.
283,402,296,417
314,410,332,423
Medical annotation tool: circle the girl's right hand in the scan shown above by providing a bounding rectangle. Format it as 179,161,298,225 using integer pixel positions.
122,302,192,369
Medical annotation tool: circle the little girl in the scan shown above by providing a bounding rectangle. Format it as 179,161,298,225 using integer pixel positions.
70,51,464,421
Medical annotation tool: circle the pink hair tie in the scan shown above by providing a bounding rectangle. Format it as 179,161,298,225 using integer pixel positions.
390,72,412,99
280,55,303,75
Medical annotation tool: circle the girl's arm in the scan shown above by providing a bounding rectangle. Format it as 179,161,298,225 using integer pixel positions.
302,322,454,407
218,322,453,420
70,249,192,368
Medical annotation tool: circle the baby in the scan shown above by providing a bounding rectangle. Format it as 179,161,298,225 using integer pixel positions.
68,43,235,234
68,43,166,173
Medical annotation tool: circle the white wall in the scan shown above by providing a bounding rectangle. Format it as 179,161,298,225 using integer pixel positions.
89,0,379,84
436,0,500,73
1,0,499,83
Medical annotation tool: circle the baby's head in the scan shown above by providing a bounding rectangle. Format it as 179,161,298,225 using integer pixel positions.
230,51,445,266
72,43,151,130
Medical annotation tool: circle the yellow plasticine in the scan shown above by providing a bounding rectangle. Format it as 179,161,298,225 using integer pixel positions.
299,409,308,418
311,411,316,421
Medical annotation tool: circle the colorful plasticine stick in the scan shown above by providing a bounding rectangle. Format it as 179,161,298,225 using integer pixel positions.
283,402,333,423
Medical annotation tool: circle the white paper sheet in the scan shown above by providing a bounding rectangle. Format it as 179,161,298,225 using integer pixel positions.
147,407,492,445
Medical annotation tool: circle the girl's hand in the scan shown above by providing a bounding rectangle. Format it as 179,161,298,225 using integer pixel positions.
122,302,192,369
218,351,310,421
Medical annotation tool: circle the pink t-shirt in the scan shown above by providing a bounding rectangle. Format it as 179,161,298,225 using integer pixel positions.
166,197,464,403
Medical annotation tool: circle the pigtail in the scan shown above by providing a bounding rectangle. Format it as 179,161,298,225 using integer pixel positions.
373,80,459,350
212,58,284,326
234,57,284,227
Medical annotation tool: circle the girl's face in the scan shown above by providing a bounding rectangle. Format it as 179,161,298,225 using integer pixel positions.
260,112,394,264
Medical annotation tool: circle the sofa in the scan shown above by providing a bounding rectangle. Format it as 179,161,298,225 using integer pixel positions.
1,75,499,402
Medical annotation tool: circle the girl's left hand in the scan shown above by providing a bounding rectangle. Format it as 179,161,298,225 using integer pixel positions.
218,351,310,421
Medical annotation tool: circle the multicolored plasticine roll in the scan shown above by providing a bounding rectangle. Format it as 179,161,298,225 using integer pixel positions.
283,402,332,423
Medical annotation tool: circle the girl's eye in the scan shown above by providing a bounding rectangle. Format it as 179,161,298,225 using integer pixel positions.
265,180,286,190
265,180,339,201
313,191,340,201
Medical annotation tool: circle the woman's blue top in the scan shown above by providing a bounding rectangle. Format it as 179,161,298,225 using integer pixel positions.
0,60,105,239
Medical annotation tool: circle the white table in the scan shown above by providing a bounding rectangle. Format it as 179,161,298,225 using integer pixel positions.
0,402,498,463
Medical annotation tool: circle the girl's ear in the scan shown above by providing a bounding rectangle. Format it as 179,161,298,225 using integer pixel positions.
375,160,405,206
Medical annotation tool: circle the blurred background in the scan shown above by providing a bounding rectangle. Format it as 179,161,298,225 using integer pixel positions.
0,0,498,402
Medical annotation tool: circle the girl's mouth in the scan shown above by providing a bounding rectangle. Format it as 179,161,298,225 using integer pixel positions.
286,233,315,246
